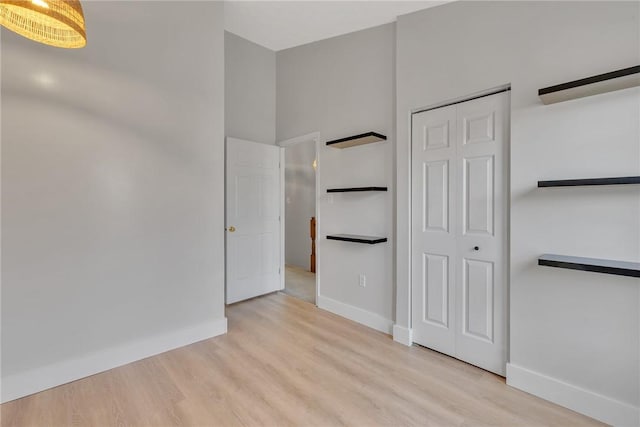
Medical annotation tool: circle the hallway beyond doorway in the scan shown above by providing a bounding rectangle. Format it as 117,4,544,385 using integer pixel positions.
283,265,315,304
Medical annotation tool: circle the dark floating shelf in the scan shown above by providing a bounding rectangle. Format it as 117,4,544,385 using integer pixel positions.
539,254,640,278
326,132,386,149
327,186,388,193
538,176,640,188
539,65,640,104
326,234,387,244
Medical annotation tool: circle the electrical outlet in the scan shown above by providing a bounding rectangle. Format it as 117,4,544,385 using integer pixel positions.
359,274,366,287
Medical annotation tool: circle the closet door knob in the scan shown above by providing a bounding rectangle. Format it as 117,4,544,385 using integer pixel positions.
473,246,479,251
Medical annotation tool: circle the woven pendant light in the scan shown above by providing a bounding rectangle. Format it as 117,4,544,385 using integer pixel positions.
0,0,86,48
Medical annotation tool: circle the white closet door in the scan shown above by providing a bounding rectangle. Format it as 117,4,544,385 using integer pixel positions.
411,91,508,376
454,93,507,376
411,105,457,355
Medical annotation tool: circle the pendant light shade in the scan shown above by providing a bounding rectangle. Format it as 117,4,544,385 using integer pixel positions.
0,0,86,48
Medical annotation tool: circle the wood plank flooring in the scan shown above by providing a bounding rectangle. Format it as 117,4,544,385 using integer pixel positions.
1,293,603,426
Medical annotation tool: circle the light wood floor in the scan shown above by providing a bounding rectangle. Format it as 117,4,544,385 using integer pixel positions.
2,293,602,427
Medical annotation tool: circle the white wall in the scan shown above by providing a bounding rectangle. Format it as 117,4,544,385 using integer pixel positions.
1,1,226,402
395,2,639,425
285,142,316,269
277,24,396,332
225,32,276,145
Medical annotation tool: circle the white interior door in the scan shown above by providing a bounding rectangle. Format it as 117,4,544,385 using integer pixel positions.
411,104,457,356
454,94,507,375
411,91,508,376
226,138,282,304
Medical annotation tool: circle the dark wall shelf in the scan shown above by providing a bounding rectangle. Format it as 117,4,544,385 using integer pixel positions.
538,176,640,188
326,132,388,244
327,187,388,193
326,234,387,244
538,65,640,104
326,132,386,149
539,254,640,278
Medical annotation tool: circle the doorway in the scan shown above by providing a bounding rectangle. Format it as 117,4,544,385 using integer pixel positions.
278,133,320,305
411,90,510,376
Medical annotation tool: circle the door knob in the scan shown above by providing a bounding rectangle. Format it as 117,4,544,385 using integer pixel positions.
473,246,479,251
228,226,236,232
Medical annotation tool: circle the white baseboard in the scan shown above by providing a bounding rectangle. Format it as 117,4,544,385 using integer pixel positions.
392,324,413,346
1,317,228,404
506,363,639,426
317,295,393,335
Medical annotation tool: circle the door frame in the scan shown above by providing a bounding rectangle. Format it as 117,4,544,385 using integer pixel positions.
408,85,511,363
277,132,321,305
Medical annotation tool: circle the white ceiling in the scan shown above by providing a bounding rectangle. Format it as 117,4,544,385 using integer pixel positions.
224,1,451,51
